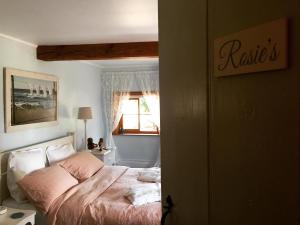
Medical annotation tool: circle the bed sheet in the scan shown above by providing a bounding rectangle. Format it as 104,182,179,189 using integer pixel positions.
47,166,161,225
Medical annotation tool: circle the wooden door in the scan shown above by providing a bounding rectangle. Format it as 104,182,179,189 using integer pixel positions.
158,0,209,224
159,0,300,224
208,0,300,224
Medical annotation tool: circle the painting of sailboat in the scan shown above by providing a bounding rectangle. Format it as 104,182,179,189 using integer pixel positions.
11,75,57,125
4,68,59,132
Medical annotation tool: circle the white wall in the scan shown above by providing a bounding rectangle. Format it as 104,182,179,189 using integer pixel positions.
0,35,160,167
114,135,160,167
0,36,103,151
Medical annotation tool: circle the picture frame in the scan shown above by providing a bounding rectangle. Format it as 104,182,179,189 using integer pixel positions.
4,68,59,133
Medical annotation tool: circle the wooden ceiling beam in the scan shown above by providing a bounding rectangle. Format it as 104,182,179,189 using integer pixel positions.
37,41,159,61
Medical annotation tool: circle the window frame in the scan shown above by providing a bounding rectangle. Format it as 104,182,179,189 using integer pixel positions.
113,91,159,135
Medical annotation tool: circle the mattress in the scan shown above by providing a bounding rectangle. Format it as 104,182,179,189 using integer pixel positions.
2,197,47,225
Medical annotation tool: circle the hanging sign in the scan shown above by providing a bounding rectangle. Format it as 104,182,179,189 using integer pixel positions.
214,18,288,77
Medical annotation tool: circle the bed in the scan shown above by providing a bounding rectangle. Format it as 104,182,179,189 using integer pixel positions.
0,134,161,225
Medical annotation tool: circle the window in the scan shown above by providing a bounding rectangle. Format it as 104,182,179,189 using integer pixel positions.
113,92,160,135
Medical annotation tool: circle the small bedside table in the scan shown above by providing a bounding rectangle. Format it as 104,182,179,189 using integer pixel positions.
0,207,36,225
91,149,114,165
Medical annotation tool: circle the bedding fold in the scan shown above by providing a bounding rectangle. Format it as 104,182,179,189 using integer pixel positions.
125,183,161,206
137,167,161,183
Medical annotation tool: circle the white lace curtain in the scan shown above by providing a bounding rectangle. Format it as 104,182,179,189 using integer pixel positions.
100,71,160,165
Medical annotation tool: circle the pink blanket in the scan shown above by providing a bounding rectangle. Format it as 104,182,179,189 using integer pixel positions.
47,166,161,225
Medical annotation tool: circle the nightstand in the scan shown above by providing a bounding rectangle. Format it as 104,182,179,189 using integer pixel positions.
91,149,114,165
0,207,36,225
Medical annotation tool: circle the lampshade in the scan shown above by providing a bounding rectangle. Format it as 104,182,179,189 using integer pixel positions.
78,107,92,120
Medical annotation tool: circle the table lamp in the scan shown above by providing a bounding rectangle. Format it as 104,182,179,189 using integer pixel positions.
78,107,92,148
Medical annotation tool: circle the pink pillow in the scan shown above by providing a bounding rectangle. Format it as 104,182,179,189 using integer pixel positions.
58,152,104,182
17,165,78,214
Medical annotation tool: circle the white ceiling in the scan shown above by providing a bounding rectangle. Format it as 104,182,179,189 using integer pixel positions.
0,0,158,45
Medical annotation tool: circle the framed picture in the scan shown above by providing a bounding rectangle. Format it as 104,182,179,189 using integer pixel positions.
4,68,59,132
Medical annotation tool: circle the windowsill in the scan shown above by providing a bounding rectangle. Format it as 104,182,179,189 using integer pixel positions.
113,133,160,137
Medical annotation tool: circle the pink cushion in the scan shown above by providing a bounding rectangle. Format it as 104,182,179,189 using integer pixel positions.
58,152,104,182
17,165,78,214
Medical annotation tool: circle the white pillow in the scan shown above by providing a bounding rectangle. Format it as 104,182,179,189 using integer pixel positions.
46,143,76,165
7,148,45,203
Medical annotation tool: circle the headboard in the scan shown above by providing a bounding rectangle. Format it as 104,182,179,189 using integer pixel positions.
0,133,75,203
